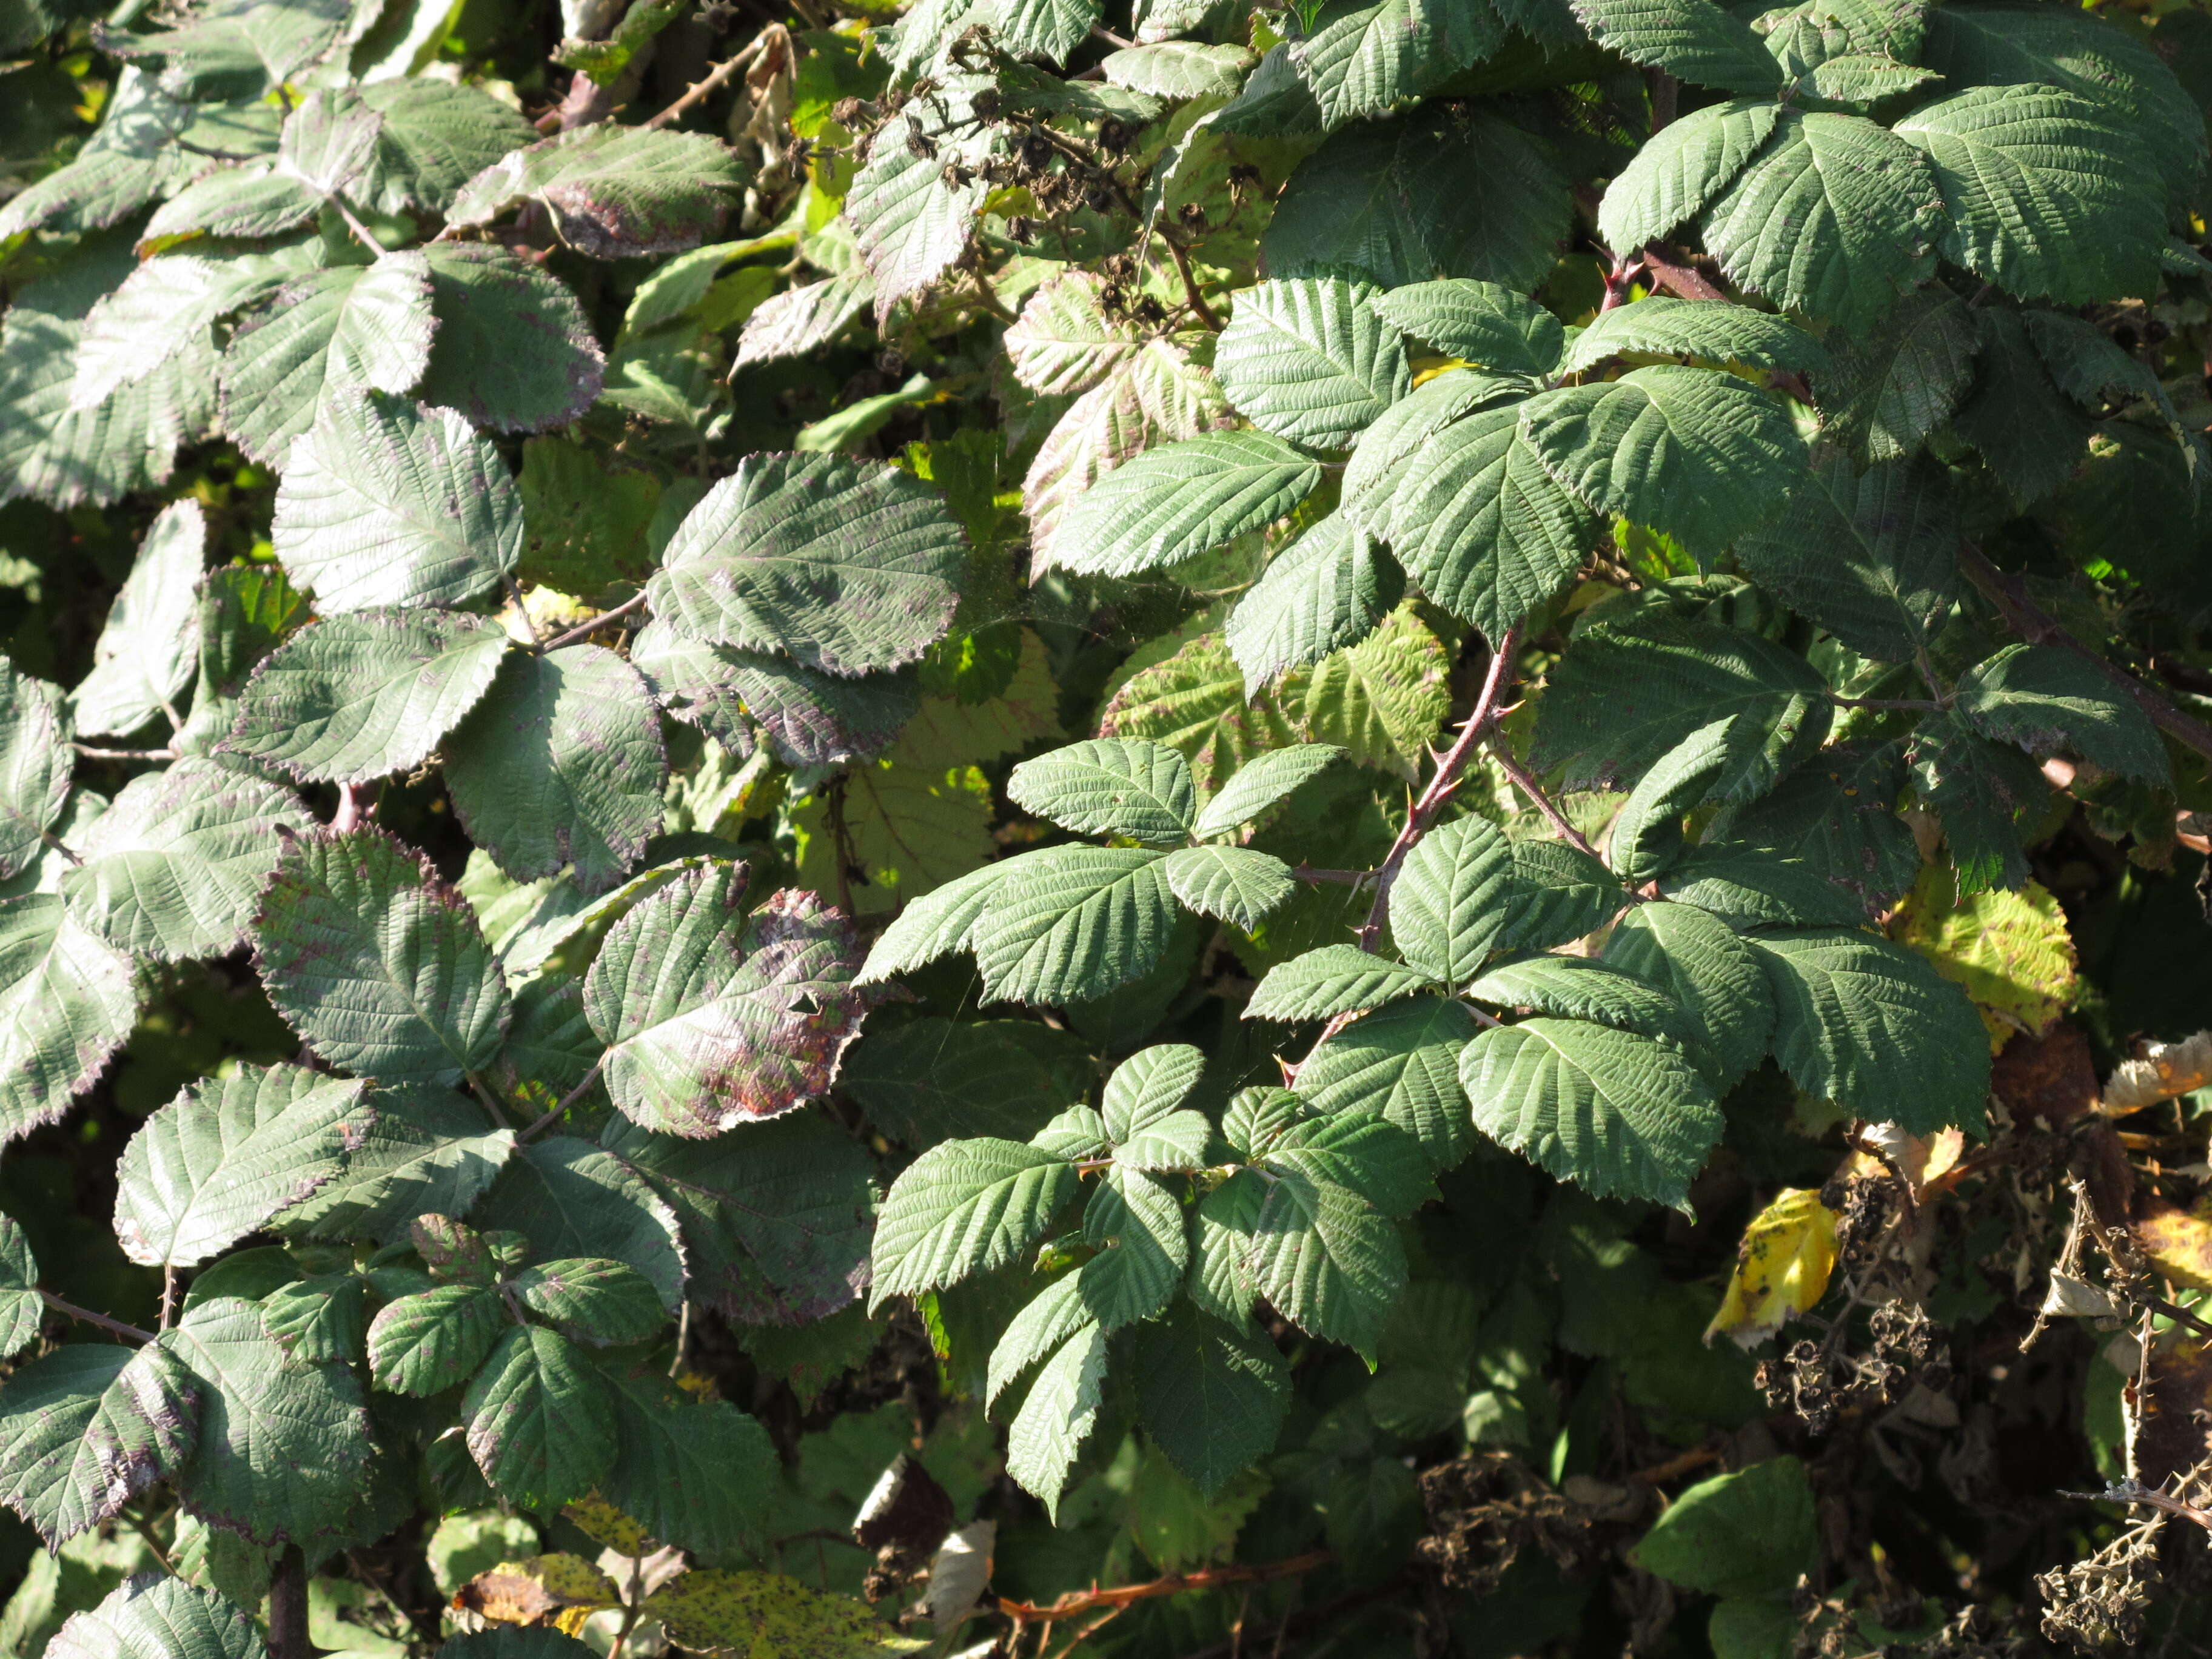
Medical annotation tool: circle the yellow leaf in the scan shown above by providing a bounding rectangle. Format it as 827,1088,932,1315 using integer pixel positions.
1704,1188,1839,1350
2139,1199,2212,1292
1891,868,2078,1053
642,1569,931,1657
454,1553,620,1635
563,1494,655,1558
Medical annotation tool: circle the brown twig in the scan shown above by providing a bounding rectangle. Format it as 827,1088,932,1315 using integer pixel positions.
520,1059,606,1142
1956,541,2212,765
539,589,651,653
2065,1480,2212,1532
646,29,773,130
1354,624,1523,952
997,1550,1333,1626
1164,234,1223,332
1486,738,1602,861
269,1546,314,1659
42,1291,155,1344
72,743,178,762
1639,242,1727,303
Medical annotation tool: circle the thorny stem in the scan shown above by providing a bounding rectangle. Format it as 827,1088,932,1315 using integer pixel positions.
647,30,773,130
160,1265,178,1331
1353,623,1523,953
1487,738,1602,861
269,1545,315,1659
539,590,650,653
122,1504,175,1574
1638,241,1727,303
1957,540,2212,765
72,743,177,762
1164,235,1224,332
1825,694,1943,711
42,1290,156,1344
2068,1481,2212,1532
521,1059,606,1141
1291,864,1366,886
329,194,387,254
998,1550,1333,1625
38,828,79,866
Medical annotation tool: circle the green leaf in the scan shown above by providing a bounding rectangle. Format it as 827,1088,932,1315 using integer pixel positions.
1188,1167,1265,1323
988,1277,1091,1409
870,1139,1078,1306
273,1082,513,1244
136,163,319,248
631,622,921,768
357,79,540,215
1296,994,1479,1167
0,894,144,1145
1520,366,1806,561
253,827,512,1084
1598,96,1781,256
1192,743,1346,839
482,1136,686,1312
648,452,965,676
855,860,1012,986
1955,642,2170,785
0,1343,197,1546
0,664,69,883
1389,817,1513,987
446,126,746,258
1950,306,2093,506
226,609,510,785
1053,431,1322,580
1008,739,1198,843
509,1259,663,1346
608,1113,872,1323
1002,270,1142,397
61,759,310,960
1530,615,1831,799
840,1016,1088,1144
112,1062,369,1268
1290,0,1504,128
1602,901,1775,1087
1217,278,1410,449
1894,87,2163,304
970,846,1181,1006
45,1573,266,1659
1629,1456,1815,1596
1658,845,1881,927
1818,285,1979,464
585,868,866,1134
462,1324,615,1510
443,646,668,897
1458,1017,1723,1207
272,392,522,613
1102,1043,1205,1142
0,227,218,512
69,250,289,414
1920,4,2204,202
1131,1304,1290,1496
1077,1165,1188,1327
1245,1167,1404,1361
1495,838,1626,951
176,563,311,760
1365,395,1600,641
1748,927,1991,1133
1291,605,1452,780
1368,278,1564,375
1557,297,1829,377
1262,1110,1435,1216
845,81,995,312
1165,845,1297,931
1736,453,1957,661
0,1214,35,1359
1245,943,1438,1022
1698,111,1943,335
258,1274,366,1364
1463,955,1695,1050
1709,742,1920,918
367,1282,507,1395
72,498,203,739
1263,107,1571,293
1570,0,1782,92
1101,41,1255,98
162,1296,376,1547
592,1359,774,1555
1098,631,1300,796
1005,1320,1109,1515
1607,716,1740,883
215,254,437,471
418,243,606,433
995,0,1102,62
